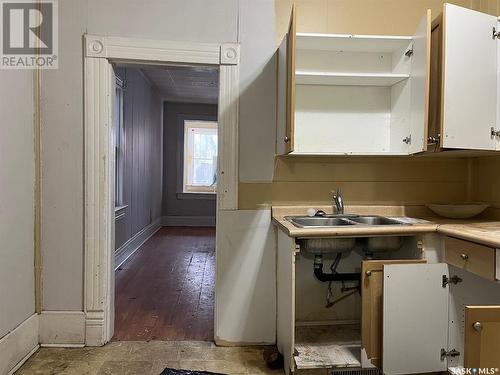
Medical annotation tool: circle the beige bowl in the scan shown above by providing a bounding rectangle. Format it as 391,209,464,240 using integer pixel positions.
426,202,490,219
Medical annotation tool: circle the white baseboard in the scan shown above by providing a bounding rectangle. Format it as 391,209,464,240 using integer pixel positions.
161,215,215,227
7,345,39,375
39,311,85,346
114,218,161,270
0,314,39,375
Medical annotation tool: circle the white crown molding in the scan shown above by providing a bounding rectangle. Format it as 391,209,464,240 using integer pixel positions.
84,34,221,65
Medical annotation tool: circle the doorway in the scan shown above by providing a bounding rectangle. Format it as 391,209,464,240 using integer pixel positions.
111,64,219,341
83,35,239,346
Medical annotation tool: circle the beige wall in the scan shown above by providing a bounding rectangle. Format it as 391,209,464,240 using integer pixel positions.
472,156,500,208
237,0,500,210
240,156,470,209
0,70,35,337
276,0,498,38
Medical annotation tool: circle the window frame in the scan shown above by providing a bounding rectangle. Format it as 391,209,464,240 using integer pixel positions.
176,114,218,199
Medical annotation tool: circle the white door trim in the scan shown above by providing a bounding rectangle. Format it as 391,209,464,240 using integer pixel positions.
83,34,239,346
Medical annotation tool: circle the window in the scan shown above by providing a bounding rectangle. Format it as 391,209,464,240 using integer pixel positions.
183,120,218,194
114,76,125,206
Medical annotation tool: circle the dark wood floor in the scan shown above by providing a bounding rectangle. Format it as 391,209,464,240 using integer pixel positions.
114,226,215,341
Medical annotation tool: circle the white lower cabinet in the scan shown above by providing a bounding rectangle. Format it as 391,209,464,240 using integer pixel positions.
383,263,500,374
276,232,500,375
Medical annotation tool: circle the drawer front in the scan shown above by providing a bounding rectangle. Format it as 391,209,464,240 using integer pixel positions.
445,237,496,280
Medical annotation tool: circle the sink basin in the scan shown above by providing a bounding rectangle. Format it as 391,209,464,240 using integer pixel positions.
286,215,410,228
347,216,407,226
286,216,354,228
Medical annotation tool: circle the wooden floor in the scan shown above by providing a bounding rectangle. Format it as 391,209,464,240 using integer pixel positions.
114,226,215,341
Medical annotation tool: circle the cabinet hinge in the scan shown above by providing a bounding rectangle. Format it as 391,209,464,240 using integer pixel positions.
440,348,460,361
405,46,414,57
427,134,440,145
493,27,499,39
442,275,462,288
402,135,411,145
294,244,300,255
491,126,500,138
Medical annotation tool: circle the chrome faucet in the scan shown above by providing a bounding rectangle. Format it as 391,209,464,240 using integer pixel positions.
332,188,344,215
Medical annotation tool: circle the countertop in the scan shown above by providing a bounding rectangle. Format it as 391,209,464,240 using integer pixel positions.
272,205,500,248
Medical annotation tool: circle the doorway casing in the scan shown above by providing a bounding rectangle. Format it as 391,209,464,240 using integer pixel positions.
83,34,239,346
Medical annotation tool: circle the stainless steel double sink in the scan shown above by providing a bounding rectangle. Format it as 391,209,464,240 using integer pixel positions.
286,215,410,228
287,215,411,254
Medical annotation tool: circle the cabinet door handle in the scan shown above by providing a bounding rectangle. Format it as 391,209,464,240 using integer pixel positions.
473,321,483,332
365,270,372,277
284,136,290,143
460,253,469,260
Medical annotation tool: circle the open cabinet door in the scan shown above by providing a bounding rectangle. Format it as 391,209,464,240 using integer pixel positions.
409,9,431,154
465,306,500,367
361,259,426,368
428,13,444,151
276,5,296,155
441,3,497,150
285,4,296,154
383,263,449,375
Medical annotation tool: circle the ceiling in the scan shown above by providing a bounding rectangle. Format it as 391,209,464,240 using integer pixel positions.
141,65,219,104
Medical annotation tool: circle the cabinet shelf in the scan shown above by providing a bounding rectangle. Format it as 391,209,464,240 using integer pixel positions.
296,33,412,53
295,71,409,86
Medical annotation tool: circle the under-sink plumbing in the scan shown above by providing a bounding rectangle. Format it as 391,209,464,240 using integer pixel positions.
313,254,360,307
313,254,360,282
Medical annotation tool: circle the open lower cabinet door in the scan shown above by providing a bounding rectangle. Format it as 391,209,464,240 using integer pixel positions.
383,263,450,375
361,259,426,368
409,9,431,154
465,306,500,367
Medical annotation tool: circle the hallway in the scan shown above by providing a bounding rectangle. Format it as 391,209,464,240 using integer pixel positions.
114,227,215,341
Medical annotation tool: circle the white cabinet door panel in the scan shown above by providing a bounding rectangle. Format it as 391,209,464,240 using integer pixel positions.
409,10,431,154
442,4,497,150
383,263,449,375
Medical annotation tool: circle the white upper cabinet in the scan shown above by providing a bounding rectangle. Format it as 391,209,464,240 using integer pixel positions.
440,4,498,150
276,8,431,155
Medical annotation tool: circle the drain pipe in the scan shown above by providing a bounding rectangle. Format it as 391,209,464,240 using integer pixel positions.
313,255,361,282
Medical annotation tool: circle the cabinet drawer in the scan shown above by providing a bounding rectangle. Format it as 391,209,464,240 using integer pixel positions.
445,237,496,280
